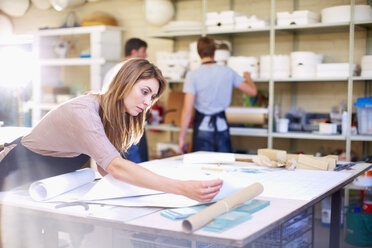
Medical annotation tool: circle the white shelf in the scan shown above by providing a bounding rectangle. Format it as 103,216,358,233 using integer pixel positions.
275,22,350,33
229,127,268,137
351,135,372,142
32,25,124,126
274,77,348,82
353,76,372,81
147,124,268,137
149,22,354,39
206,27,270,35
36,25,125,36
149,27,271,39
39,58,106,66
168,77,345,84
272,132,346,141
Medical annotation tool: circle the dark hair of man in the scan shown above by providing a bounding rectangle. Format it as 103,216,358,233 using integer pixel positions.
197,36,216,58
124,38,148,57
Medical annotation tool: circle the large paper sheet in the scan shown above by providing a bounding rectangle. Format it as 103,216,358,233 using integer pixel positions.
183,152,235,164
85,172,252,208
29,168,95,201
83,174,162,200
84,159,247,203
26,154,355,208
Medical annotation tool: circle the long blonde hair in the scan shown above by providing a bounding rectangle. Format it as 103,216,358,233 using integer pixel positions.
98,58,167,153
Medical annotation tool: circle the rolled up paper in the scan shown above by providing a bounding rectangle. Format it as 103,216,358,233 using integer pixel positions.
182,182,264,233
29,168,96,201
225,107,267,125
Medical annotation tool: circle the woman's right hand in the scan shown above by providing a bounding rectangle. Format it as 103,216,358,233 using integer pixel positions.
179,179,223,202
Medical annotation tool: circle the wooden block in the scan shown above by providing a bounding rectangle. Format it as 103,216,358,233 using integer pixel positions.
287,154,299,163
257,148,287,162
325,155,338,161
298,154,328,170
318,157,337,171
297,162,323,170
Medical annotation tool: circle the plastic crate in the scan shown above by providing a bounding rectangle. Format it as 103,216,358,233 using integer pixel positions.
250,208,313,248
355,97,372,135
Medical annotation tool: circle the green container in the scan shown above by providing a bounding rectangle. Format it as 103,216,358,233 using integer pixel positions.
345,207,372,246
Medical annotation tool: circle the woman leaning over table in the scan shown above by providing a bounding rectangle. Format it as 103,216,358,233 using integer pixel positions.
0,58,222,202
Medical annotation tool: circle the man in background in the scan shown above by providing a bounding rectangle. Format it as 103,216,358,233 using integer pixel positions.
102,38,149,163
179,36,257,154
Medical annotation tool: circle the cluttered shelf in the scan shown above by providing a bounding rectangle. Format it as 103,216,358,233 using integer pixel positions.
148,21,356,39
272,132,346,141
146,124,268,137
146,124,363,140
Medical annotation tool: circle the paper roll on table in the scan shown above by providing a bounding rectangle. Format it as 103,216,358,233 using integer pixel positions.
225,107,267,125
182,182,264,233
183,153,253,164
29,168,96,201
183,153,235,164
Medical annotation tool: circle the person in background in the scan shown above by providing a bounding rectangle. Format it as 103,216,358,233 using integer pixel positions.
0,59,222,202
103,38,149,163
179,36,257,154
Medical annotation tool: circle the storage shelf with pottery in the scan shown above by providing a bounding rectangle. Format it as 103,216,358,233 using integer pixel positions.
146,0,371,160
146,124,268,137
32,25,125,126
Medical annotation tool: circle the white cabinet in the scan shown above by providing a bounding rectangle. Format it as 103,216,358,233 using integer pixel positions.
32,25,125,126
146,0,371,161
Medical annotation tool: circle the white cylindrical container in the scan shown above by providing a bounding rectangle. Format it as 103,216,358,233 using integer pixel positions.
275,118,289,133
321,5,372,23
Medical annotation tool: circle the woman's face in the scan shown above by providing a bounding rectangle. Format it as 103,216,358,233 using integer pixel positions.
123,78,159,116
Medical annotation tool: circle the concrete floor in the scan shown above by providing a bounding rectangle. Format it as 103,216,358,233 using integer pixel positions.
313,217,369,248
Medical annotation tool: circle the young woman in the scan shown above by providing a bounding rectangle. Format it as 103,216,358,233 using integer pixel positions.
0,59,222,202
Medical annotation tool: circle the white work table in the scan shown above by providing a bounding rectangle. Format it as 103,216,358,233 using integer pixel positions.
0,154,370,248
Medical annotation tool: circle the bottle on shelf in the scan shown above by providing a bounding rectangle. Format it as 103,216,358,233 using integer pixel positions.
363,188,372,213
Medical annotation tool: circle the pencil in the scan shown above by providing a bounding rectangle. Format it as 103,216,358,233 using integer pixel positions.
201,167,224,172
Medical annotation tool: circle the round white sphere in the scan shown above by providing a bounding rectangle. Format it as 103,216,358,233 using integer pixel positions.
145,0,174,26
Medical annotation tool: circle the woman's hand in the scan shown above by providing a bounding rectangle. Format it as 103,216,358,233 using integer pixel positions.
107,157,223,202
180,179,223,202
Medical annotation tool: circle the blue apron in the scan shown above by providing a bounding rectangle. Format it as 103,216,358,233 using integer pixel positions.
192,110,232,153
0,137,90,191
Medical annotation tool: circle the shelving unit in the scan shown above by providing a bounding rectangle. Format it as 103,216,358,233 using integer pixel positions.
147,124,268,137
32,25,125,126
147,0,371,161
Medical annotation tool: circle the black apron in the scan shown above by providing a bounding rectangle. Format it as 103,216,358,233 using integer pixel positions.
0,137,90,191
192,110,231,152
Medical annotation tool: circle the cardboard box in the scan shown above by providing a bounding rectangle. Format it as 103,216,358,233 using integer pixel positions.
163,91,185,126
